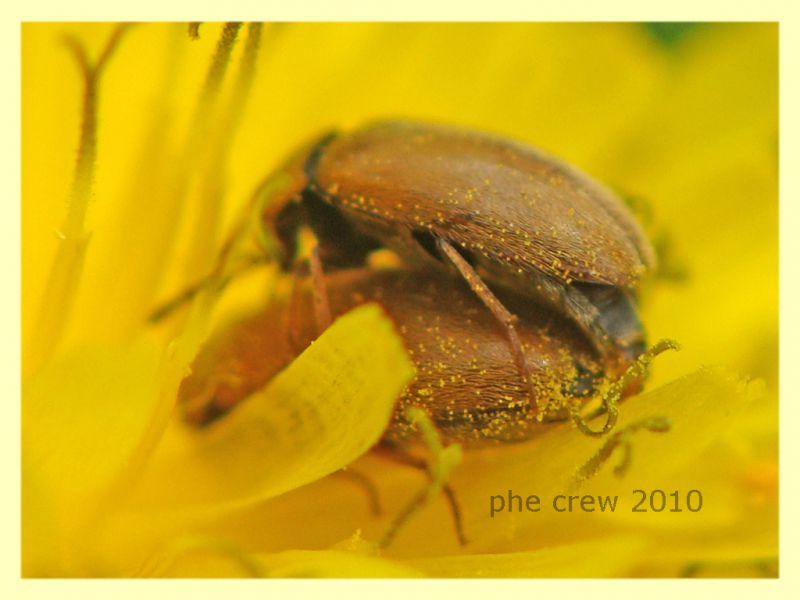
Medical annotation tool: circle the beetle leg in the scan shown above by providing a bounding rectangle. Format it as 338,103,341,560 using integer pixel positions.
570,415,672,490
435,238,541,413
380,482,467,549
148,253,268,323
375,443,468,548
149,172,287,323
287,261,309,354
309,244,332,332
333,467,382,516
287,242,333,343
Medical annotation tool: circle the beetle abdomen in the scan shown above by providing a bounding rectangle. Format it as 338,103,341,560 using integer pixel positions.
178,269,636,447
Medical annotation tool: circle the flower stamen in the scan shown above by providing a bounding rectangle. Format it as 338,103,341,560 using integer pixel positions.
26,24,132,375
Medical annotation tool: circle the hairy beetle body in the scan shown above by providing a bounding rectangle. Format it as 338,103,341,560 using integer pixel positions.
179,269,639,447
315,121,653,285
266,121,653,362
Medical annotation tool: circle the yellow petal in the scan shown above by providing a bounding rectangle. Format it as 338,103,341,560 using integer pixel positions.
407,535,646,578
22,338,163,575
167,367,759,577
129,303,414,512
256,549,422,578
443,368,763,554
141,540,422,578
22,22,777,578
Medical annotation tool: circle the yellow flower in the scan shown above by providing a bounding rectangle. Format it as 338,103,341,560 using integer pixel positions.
22,22,777,577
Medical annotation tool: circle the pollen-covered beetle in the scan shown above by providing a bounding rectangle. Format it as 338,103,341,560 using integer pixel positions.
150,119,676,550
156,120,657,427
178,267,673,546
180,268,617,442
260,120,654,413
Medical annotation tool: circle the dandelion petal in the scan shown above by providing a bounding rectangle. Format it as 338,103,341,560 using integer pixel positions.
22,339,162,575
131,303,414,512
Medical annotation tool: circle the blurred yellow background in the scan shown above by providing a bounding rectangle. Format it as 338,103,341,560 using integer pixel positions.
21,23,777,577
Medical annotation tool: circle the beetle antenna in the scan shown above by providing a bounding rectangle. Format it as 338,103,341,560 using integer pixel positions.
148,253,268,323
570,338,679,437
148,171,288,324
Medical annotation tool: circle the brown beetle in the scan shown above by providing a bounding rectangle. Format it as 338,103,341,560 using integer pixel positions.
178,267,667,546
157,120,655,426
261,121,654,412
164,121,670,547
180,268,630,445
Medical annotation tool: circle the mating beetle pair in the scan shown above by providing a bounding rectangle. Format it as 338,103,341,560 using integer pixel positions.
179,120,657,438
174,120,669,546
181,267,609,443
268,120,652,367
